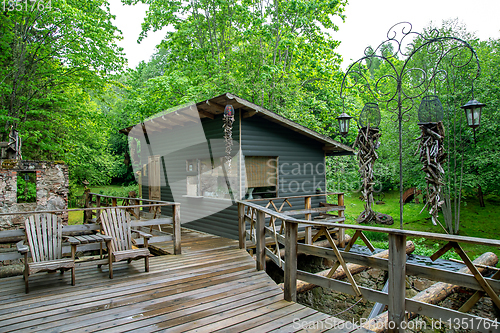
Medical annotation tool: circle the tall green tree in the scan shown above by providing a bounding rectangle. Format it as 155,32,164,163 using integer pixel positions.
120,0,347,122
0,0,125,155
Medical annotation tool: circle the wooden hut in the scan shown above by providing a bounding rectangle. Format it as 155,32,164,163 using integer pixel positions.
120,93,354,239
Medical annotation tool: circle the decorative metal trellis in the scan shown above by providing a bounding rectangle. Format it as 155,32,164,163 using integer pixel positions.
340,22,481,229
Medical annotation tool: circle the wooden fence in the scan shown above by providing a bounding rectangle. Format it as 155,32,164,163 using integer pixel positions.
238,200,500,333
245,192,346,247
0,199,181,263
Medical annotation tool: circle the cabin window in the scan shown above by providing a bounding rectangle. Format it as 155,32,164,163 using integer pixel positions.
17,172,36,203
186,157,237,199
245,156,277,199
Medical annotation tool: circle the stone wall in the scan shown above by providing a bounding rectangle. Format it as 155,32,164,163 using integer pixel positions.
0,160,68,230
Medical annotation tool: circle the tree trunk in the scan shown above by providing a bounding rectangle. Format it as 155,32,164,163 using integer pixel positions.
279,241,415,293
362,252,498,332
478,185,485,207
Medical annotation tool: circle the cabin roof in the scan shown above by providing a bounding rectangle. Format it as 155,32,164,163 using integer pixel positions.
119,93,355,156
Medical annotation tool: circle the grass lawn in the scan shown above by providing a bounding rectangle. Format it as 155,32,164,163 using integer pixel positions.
68,184,139,225
329,190,500,263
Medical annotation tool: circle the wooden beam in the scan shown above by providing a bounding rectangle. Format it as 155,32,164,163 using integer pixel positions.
453,242,500,310
304,197,312,245
255,210,266,271
198,110,215,119
430,241,454,261
243,110,258,118
284,220,298,302
205,100,225,113
175,110,200,122
161,115,185,127
238,202,246,250
323,227,361,297
459,270,500,313
388,233,407,333
338,193,345,247
173,204,181,255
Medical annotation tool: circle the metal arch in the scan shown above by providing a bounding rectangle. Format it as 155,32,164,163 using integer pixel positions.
339,22,482,229
340,22,481,104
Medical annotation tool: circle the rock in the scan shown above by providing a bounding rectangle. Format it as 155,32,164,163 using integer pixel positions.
413,278,435,291
367,268,383,280
406,288,419,298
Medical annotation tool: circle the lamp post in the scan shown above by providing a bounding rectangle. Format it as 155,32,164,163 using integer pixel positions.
340,22,482,230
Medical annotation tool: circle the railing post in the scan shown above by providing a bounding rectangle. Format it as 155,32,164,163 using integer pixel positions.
134,198,140,219
284,220,298,302
388,233,407,333
238,202,246,250
173,204,181,255
255,210,266,271
84,189,91,223
112,198,117,207
338,193,345,247
304,196,312,245
96,195,101,222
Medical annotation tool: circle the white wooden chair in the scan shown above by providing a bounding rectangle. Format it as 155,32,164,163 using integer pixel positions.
100,208,152,278
17,213,79,293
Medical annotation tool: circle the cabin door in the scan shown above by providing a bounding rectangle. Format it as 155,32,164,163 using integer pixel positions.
148,155,161,200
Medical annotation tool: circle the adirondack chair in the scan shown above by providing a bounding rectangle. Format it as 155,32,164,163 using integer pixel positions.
100,208,152,279
17,213,79,293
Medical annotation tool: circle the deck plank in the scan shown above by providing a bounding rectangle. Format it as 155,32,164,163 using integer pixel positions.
0,227,370,333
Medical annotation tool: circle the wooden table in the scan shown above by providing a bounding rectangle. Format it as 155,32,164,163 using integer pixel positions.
71,234,113,266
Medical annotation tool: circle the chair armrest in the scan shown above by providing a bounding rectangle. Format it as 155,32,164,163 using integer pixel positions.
64,236,81,245
98,234,113,241
131,230,153,239
16,240,29,254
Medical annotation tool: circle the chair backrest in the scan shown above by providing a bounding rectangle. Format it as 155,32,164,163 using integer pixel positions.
25,213,63,263
100,208,132,253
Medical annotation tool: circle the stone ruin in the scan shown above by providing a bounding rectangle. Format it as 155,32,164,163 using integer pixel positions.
0,159,69,230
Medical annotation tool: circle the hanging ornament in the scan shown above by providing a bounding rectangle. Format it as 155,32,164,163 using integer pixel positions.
353,124,382,224
223,105,235,170
416,96,446,226
353,103,383,224
416,122,446,226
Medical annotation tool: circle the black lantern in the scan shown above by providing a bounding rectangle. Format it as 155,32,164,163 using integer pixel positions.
460,99,485,129
418,95,444,124
224,104,234,117
336,112,353,137
359,103,381,128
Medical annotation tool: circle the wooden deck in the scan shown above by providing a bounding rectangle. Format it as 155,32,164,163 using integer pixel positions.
150,225,240,255
0,228,373,333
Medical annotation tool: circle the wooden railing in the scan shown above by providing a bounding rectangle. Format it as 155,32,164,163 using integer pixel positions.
0,201,181,262
84,191,164,223
237,200,500,333
245,192,346,246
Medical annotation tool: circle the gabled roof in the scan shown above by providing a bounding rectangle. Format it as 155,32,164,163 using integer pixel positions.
120,93,355,156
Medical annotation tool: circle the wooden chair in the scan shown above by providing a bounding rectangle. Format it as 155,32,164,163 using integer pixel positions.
17,213,79,293
100,208,152,279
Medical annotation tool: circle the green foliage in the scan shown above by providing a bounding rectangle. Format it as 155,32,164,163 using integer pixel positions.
0,0,126,186
95,183,139,198
117,0,348,135
342,190,500,261
16,174,36,203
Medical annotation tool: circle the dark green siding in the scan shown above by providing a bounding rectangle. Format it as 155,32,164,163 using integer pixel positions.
241,115,326,212
139,111,327,240
140,112,241,239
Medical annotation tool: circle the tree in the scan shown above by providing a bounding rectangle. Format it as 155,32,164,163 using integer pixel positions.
119,0,347,116
0,0,125,150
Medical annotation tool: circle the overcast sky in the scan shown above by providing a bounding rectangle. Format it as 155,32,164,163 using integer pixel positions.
109,0,500,69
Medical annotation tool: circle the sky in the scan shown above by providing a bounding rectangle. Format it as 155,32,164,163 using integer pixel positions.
109,0,500,70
